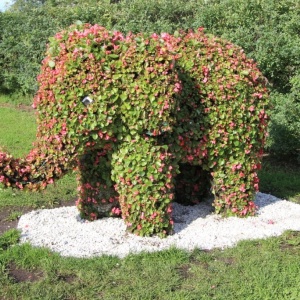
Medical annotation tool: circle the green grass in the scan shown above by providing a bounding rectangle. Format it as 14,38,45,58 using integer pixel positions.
0,105,36,157
0,174,77,209
0,95,300,299
0,231,300,299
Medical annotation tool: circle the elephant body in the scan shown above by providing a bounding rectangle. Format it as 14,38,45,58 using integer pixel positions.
0,24,269,237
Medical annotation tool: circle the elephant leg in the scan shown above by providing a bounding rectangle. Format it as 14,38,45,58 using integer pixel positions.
209,162,258,217
111,138,179,237
76,149,119,220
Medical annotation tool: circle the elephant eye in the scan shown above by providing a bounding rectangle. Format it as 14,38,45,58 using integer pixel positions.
81,96,93,106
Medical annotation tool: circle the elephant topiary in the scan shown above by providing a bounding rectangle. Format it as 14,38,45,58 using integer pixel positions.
0,23,269,237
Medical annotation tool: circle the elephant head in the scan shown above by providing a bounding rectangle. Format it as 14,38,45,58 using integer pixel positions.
1,25,177,183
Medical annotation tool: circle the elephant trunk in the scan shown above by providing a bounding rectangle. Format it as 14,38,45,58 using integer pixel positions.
0,143,76,191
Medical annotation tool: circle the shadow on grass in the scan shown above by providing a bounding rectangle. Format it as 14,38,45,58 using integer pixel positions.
258,155,300,204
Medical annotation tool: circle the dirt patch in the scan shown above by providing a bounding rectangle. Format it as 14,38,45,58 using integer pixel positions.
0,200,76,287
0,102,34,111
16,103,35,113
280,231,300,252
217,256,236,266
176,263,192,279
57,273,77,283
0,206,31,235
7,262,44,283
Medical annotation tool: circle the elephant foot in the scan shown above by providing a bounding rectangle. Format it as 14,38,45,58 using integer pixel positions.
76,196,120,220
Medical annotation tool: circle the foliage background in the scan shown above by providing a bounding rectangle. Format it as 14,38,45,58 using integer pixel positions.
0,0,299,159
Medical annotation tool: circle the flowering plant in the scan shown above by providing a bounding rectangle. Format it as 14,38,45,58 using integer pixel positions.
0,24,269,237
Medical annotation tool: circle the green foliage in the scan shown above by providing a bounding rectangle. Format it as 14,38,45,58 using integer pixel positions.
1,0,299,96
76,150,118,219
190,0,300,158
111,139,178,236
0,0,198,95
0,10,52,94
108,0,196,33
0,24,269,237
175,164,211,206
192,0,300,93
173,29,269,216
267,73,300,160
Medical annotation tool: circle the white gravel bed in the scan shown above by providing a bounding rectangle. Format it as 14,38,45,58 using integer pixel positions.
17,192,300,258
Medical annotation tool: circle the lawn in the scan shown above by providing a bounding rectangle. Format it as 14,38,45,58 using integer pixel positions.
0,98,300,299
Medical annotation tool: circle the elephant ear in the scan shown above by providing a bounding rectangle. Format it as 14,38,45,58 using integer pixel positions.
34,23,126,153
119,32,181,137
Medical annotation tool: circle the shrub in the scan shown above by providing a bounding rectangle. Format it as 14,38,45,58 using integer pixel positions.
0,0,198,95
267,74,300,160
192,0,300,93
0,24,269,237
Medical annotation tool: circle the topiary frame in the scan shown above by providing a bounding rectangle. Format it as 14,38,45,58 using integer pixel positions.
0,23,269,237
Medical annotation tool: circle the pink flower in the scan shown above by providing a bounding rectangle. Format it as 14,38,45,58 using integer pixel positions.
151,33,159,39
253,92,263,99
16,182,24,189
239,184,246,192
174,82,181,92
169,194,174,200
161,32,171,41
111,207,122,216
231,163,242,172
151,212,157,219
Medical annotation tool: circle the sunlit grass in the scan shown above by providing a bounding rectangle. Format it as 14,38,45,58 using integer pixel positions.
0,105,36,157
0,231,300,299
